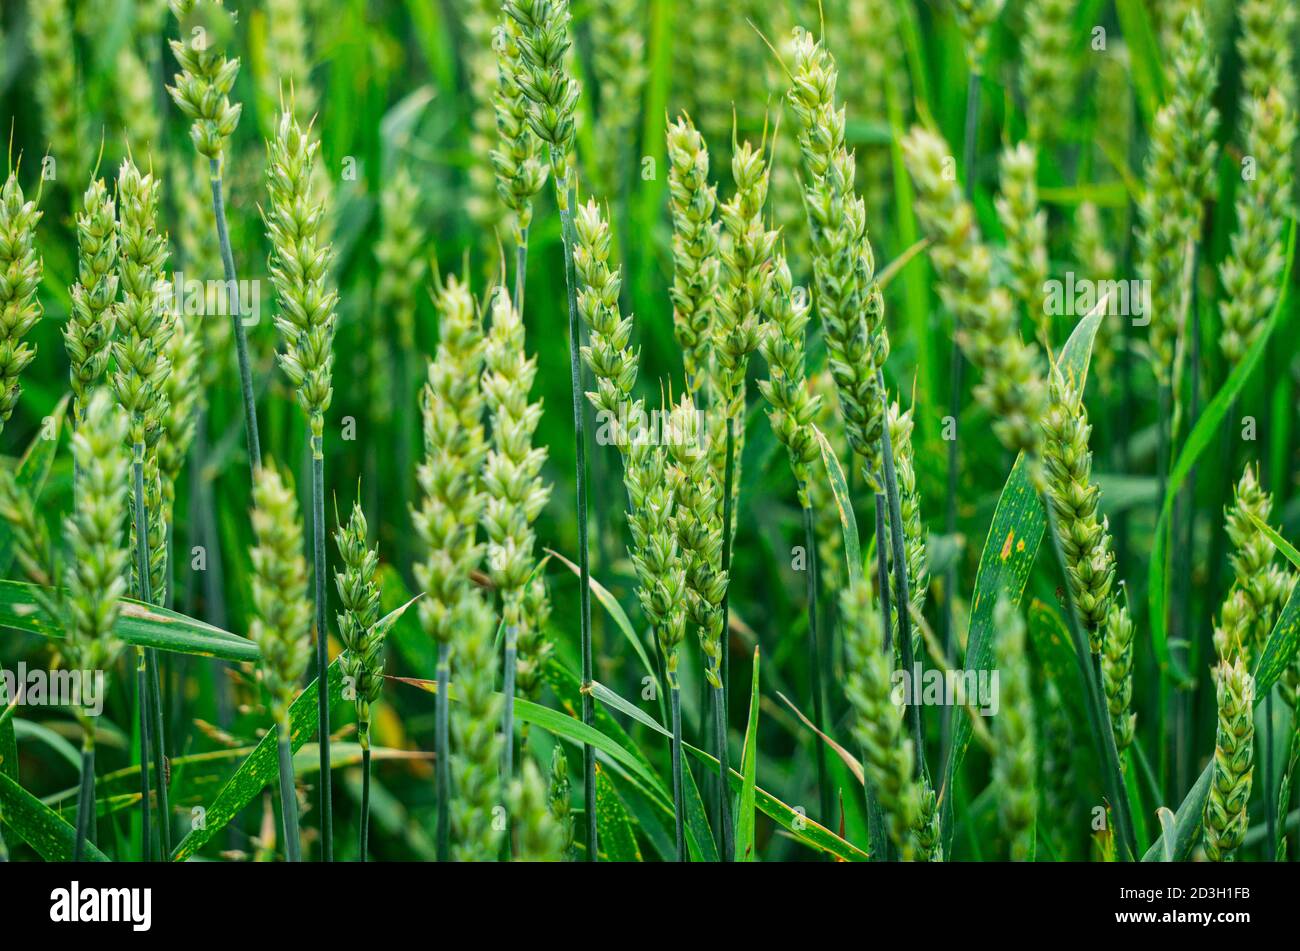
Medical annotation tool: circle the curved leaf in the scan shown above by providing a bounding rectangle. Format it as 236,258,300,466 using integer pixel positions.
0,771,110,862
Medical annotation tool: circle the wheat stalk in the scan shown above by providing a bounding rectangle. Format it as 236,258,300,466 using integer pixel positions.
333,500,381,857
168,0,261,475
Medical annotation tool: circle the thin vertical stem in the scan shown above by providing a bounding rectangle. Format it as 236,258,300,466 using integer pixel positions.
276,722,301,863
717,415,737,861
435,642,451,861
135,649,152,860
74,737,95,862
712,684,733,860
147,650,171,858
360,744,371,863
801,501,831,827
669,672,686,862
311,437,332,861
555,169,597,863
209,161,261,476
871,498,894,856
1266,694,1277,850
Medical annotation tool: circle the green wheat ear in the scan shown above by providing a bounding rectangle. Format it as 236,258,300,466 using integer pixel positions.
510,757,566,861
65,179,119,428
1020,0,1076,144
589,0,647,196
491,17,549,243
334,500,382,747
503,0,581,192
1204,657,1255,862
995,142,1049,344
548,744,575,860
903,124,1047,458
450,592,502,862
1224,464,1293,661
0,171,44,437
950,0,1006,71
666,114,721,401
787,30,889,489
1101,593,1136,753
249,464,313,723
167,0,244,163
29,0,86,188
63,389,132,698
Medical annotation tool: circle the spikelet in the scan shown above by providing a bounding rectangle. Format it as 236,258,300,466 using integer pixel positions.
995,142,1050,344
112,159,173,459
1136,9,1219,387
0,172,43,437
903,126,1047,457
517,573,553,701
264,111,338,450
0,467,60,622
249,464,313,725
413,277,488,648
787,32,890,488
450,593,502,862
913,780,944,862
62,390,132,717
29,0,86,188
548,744,575,859
334,501,383,749
1224,464,1293,660
490,18,549,242
839,580,921,859
1072,202,1119,392
1040,366,1114,648
510,757,565,861
65,181,119,427
950,0,1006,70
887,402,928,631
666,115,721,399
993,596,1036,861
481,288,553,688
167,0,244,162
1213,588,1252,665
503,0,581,195
1020,0,1077,144
1101,594,1136,752
1203,657,1255,861
758,251,821,507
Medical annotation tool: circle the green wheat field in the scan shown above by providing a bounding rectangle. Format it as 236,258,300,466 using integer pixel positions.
0,0,1297,864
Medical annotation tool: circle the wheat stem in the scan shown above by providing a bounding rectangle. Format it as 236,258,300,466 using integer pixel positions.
360,745,372,862
135,649,152,860
74,734,95,862
208,165,261,474
276,724,301,862
311,441,332,860
717,415,736,860
801,501,831,827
